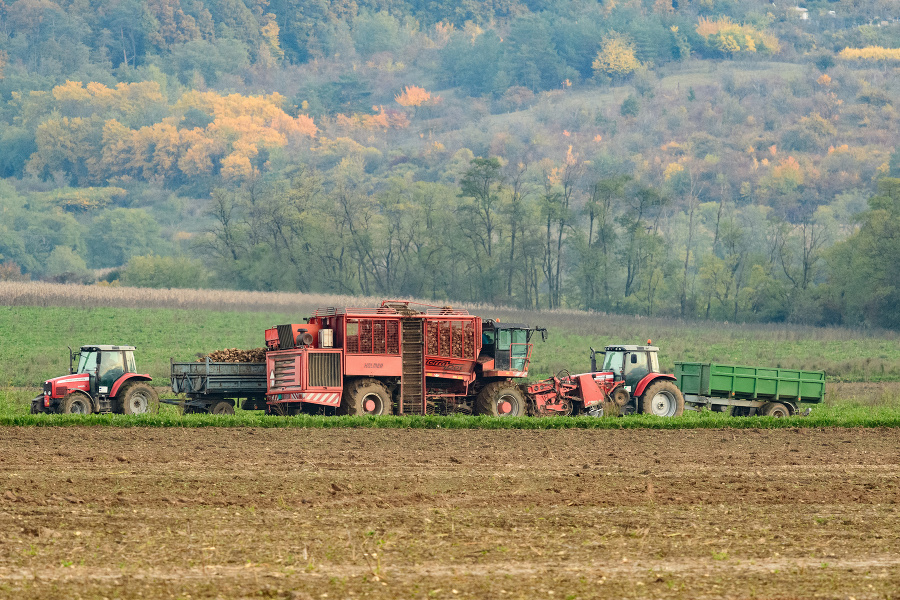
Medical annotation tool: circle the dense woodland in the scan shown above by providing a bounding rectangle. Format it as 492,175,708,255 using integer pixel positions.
1,0,900,326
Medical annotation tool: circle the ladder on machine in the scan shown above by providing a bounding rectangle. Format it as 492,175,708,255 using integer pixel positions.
400,319,425,414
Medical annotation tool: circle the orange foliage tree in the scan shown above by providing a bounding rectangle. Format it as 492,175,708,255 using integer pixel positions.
395,85,431,107
30,82,318,185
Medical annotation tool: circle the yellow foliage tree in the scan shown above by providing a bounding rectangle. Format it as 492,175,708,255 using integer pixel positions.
592,34,642,78
260,13,285,62
839,46,900,61
34,83,318,185
395,85,431,107
695,16,781,54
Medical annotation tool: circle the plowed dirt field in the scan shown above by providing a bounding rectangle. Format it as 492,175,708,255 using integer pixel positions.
1,427,899,599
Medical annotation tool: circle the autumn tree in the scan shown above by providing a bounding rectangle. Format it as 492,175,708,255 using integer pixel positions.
592,34,642,80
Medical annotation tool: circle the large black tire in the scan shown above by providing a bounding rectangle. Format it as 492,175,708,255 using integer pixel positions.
641,380,685,417
760,402,790,417
118,382,158,415
61,393,93,415
211,400,235,415
341,379,392,416
476,381,527,417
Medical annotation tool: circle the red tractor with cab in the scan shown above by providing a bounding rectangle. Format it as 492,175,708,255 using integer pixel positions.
527,343,685,417
31,345,158,415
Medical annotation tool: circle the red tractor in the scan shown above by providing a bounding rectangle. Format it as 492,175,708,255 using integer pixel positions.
31,345,158,415
527,343,685,417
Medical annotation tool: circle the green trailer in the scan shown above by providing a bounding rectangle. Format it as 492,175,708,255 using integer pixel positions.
675,362,826,417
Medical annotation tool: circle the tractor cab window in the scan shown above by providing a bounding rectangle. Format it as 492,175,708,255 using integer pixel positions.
482,329,495,347
76,351,98,374
98,352,126,387
124,351,137,374
602,351,624,374
649,352,659,373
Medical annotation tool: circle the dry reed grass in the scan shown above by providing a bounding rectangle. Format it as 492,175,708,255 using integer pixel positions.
1,281,895,344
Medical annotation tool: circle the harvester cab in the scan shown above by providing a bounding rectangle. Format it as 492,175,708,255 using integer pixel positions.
31,345,157,415
480,321,547,376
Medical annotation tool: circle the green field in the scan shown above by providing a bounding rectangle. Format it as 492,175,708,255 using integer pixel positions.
3,304,900,427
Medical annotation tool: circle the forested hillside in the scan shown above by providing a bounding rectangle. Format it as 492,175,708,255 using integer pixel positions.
1,0,899,326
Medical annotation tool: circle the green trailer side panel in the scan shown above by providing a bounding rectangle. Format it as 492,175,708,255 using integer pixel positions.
674,362,826,403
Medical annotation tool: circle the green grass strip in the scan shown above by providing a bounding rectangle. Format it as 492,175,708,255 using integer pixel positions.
3,411,900,429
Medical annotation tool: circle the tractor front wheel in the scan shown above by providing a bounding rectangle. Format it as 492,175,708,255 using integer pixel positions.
641,380,685,417
30,395,47,414
611,386,630,406
476,382,527,417
342,379,392,416
61,393,93,415
118,382,158,415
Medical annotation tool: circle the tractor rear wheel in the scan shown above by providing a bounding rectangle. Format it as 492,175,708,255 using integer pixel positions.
211,401,235,415
476,381,527,417
119,382,158,415
61,393,92,415
760,402,790,417
342,379,392,416
641,380,685,417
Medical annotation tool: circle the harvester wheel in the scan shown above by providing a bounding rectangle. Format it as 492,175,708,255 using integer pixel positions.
61,393,92,415
760,402,790,418
119,382,158,415
342,379,392,416
611,386,630,407
211,401,235,415
641,380,685,417
476,381,527,417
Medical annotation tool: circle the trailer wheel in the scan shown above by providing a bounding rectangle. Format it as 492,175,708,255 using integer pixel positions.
211,401,235,415
760,402,790,418
342,379,392,416
476,382,527,417
119,382,158,415
61,393,92,415
641,381,684,417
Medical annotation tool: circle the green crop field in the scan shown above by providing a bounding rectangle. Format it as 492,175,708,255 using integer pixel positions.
2,301,900,427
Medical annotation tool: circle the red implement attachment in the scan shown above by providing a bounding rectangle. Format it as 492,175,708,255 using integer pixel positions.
526,371,622,416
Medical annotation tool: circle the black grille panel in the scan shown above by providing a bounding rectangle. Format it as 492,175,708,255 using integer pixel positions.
308,353,341,387
277,324,296,350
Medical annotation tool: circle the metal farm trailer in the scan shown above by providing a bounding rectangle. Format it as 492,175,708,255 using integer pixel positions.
166,359,267,414
675,361,826,416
